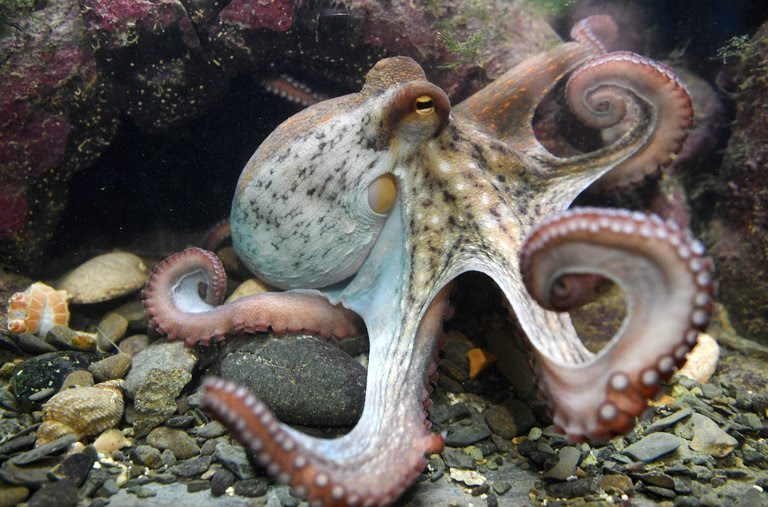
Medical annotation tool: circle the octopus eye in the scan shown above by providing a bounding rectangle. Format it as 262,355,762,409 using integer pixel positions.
414,95,435,115
367,173,397,214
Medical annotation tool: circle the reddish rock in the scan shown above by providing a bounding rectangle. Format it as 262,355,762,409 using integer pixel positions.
706,21,768,343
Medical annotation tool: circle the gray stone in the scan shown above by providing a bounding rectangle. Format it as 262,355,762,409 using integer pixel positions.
197,420,227,439
146,426,200,460
444,416,492,447
543,446,581,480
28,479,78,507
11,434,78,465
442,448,476,469
211,469,235,496
687,413,738,457
169,455,212,478
89,353,132,382
130,445,163,469
623,432,684,462
646,408,693,433
234,477,269,497
485,400,535,439
125,341,196,435
220,335,365,427
215,442,255,480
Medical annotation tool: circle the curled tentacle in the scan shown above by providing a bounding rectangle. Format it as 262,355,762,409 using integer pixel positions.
202,287,452,506
142,247,364,346
565,52,693,189
520,208,714,442
570,15,618,54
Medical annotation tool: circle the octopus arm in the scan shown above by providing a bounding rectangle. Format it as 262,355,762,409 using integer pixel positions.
519,208,714,442
202,287,452,507
142,247,363,346
554,52,693,190
453,41,593,149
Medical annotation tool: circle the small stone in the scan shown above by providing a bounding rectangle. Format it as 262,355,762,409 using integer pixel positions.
0,486,29,507
528,427,543,441
543,446,581,480
169,455,212,477
161,449,177,466
275,485,300,507
165,414,196,429
234,477,269,497
214,441,255,480
601,474,634,494
442,448,476,469
97,479,120,496
89,353,132,382
675,333,719,384
112,300,150,331
545,476,599,498
120,334,150,356
96,313,129,349
27,479,79,507
637,471,675,489
130,445,164,469
645,408,693,433
211,469,235,496
16,334,57,354
186,479,210,492
52,447,97,486
93,428,128,454
196,420,227,439
45,325,96,352
126,485,157,498
734,412,763,432
643,484,676,499
60,370,94,390
491,481,512,495
11,434,78,465
623,432,684,462
688,413,738,457
444,416,492,447
146,427,200,460
449,468,486,487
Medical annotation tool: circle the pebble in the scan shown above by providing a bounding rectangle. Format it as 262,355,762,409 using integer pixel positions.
11,351,100,409
645,407,693,433
484,400,535,439
93,428,128,454
96,313,129,349
186,479,210,493
11,434,78,465
688,413,739,457
51,447,97,486
146,426,200,460
16,334,57,354
89,352,132,381
543,446,582,480
120,334,150,356
130,445,164,469
169,455,212,478
125,340,196,435
442,448,476,469
220,335,365,426
601,473,634,494
214,441,255,480
623,432,684,462
45,325,97,352
27,478,79,507
444,416,492,447
211,468,235,496
675,333,719,384
449,468,486,486
60,370,95,390
544,476,600,498
233,477,269,497
112,300,150,332
0,485,29,507
275,485,300,506
196,420,227,439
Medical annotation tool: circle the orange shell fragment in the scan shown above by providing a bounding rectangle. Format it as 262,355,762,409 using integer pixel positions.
7,282,70,336
467,347,497,380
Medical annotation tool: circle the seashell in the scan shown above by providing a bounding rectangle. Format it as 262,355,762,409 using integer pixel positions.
36,379,125,446
7,282,70,336
58,252,148,304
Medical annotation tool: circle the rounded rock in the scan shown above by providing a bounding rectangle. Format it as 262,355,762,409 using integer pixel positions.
58,252,148,304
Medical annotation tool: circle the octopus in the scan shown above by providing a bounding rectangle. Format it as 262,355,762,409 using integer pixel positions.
142,16,714,507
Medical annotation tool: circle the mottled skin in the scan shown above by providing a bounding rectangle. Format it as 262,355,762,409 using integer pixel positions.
143,22,714,506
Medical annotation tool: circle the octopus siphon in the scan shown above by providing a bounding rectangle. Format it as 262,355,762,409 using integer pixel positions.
142,16,714,507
